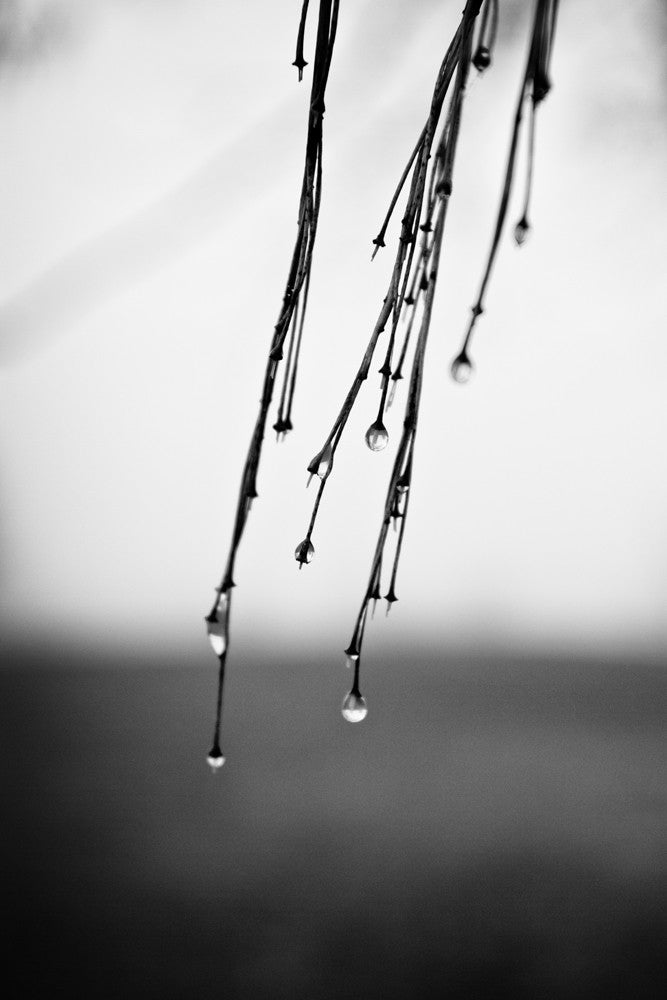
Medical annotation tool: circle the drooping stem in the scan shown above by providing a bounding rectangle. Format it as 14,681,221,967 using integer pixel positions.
206,0,341,755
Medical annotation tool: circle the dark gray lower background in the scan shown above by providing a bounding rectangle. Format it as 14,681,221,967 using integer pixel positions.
2,642,665,998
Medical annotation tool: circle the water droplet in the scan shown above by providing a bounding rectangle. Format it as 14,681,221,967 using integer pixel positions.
345,651,359,669
450,352,474,384
206,747,226,771
473,45,491,72
206,618,227,657
295,538,315,565
307,441,334,480
342,690,368,723
514,217,530,246
396,474,410,494
365,420,389,452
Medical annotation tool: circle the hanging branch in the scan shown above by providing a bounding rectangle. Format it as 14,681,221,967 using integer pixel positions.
204,0,340,770
203,0,563,761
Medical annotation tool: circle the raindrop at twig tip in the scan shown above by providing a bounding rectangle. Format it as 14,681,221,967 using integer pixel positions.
342,690,368,723
206,618,227,657
307,441,334,480
514,217,530,247
450,351,474,385
317,442,333,477
206,746,226,772
473,45,491,72
294,538,315,566
365,420,389,453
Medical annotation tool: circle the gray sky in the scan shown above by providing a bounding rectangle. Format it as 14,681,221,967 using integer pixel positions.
1,0,666,655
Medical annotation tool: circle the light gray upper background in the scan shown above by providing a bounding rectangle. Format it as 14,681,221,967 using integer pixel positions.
1,0,666,657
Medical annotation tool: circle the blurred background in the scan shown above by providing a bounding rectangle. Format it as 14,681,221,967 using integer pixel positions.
1,1,666,996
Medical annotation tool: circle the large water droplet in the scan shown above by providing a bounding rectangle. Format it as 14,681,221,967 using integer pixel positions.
365,420,389,452
342,690,368,723
450,352,473,384
295,538,315,565
206,618,227,657
206,747,226,771
514,217,530,246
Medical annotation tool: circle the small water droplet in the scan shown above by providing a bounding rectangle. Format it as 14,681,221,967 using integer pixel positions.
345,651,359,669
514,217,530,246
365,420,389,452
206,747,226,771
206,618,227,657
473,45,491,72
342,690,368,723
317,443,333,477
295,538,315,565
396,474,410,494
450,352,474,384
308,441,334,480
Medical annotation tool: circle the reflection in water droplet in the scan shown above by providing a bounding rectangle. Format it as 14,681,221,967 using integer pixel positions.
514,217,530,246
342,690,368,723
365,420,389,452
206,619,227,657
450,352,473,384
295,538,315,565
206,748,226,771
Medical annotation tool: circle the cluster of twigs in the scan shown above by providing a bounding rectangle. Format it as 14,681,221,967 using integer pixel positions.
296,0,559,722
205,0,560,766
